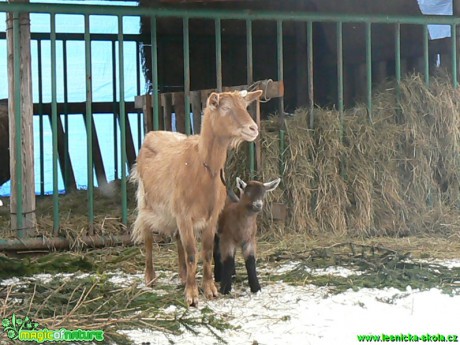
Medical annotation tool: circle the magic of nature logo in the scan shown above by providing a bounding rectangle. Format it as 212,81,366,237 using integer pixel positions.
2,314,104,343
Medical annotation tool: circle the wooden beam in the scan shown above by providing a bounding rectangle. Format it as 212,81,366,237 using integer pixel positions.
172,92,186,133
190,90,202,134
46,114,77,191
7,0,36,236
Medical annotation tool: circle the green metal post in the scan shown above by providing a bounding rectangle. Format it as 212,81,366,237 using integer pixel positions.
183,17,191,135
277,20,286,180
150,16,159,131
423,25,430,85
118,15,128,226
307,21,314,129
37,39,45,196
395,23,401,85
337,21,344,140
246,19,253,84
279,129,285,177
215,18,222,92
277,20,284,119
366,22,372,121
246,19,255,178
452,24,458,87
84,14,94,229
136,42,142,147
12,12,24,234
51,13,60,234
63,39,70,191
111,40,119,180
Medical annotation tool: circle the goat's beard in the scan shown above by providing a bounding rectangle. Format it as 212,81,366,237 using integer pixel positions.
229,137,244,149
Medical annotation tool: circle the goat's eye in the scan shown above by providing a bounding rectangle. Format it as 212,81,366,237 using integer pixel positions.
221,105,231,112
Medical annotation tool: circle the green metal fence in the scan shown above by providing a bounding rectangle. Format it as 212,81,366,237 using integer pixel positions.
0,2,459,250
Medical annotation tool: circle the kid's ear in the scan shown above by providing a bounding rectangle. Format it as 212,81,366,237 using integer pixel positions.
264,177,281,192
236,177,247,195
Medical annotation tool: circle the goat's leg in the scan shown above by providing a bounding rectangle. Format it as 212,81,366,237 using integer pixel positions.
220,255,235,294
219,239,235,294
213,235,222,282
242,240,261,293
202,226,218,299
176,233,187,284
144,229,156,287
177,219,199,306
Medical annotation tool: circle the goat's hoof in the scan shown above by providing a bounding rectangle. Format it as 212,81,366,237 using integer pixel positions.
250,285,261,293
219,286,231,295
203,281,218,299
185,285,199,307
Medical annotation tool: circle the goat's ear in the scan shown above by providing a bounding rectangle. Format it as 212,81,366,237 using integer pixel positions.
236,177,247,194
207,92,220,110
264,177,281,192
243,90,263,106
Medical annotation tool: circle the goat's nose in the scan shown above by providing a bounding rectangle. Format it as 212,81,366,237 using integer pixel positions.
249,124,258,133
252,200,263,210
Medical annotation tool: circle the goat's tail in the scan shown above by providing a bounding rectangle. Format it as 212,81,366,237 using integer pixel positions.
129,163,146,244
129,163,139,184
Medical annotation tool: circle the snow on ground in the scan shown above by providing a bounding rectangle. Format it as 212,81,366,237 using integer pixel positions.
121,283,459,345
118,260,460,345
2,260,458,345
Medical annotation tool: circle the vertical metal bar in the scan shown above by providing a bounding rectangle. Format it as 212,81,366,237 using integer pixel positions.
118,15,128,226
50,13,59,233
246,19,253,84
136,41,142,149
84,14,94,229
112,40,118,180
395,23,401,85
215,18,222,92
423,25,430,86
37,39,45,196
452,24,458,87
277,20,286,178
307,21,314,129
366,22,372,121
63,39,70,191
12,12,23,233
276,20,284,120
183,17,191,135
337,21,344,139
246,19,255,177
150,16,159,131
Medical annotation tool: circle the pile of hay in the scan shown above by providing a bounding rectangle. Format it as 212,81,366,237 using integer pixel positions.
228,74,460,237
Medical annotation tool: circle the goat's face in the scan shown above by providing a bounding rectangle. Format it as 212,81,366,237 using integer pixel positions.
236,177,281,213
206,90,262,146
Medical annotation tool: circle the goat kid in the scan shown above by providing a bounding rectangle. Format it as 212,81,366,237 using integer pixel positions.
214,177,281,294
131,90,262,306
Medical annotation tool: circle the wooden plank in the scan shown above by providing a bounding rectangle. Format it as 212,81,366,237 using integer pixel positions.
190,90,202,134
46,113,77,191
82,113,107,188
172,92,186,133
143,93,153,132
161,93,173,131
121,111,137,169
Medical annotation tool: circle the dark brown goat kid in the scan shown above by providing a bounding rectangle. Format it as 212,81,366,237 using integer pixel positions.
131,90,262,306
214,177,281,294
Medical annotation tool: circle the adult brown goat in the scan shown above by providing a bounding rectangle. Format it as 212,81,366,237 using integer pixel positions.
130,90,262,306
214,176,281,294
